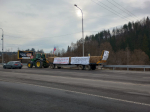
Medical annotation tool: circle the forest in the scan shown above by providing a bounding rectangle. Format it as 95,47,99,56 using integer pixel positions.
61,17,150,65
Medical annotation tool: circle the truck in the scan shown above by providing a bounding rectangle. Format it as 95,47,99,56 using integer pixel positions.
48,50,109,70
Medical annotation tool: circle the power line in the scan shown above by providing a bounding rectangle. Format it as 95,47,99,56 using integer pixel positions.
111,0,139,20
91,0,131,22
96,0,133,22
107,0,137,19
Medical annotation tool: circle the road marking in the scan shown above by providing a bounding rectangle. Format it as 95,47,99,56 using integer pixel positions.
0,79,150,107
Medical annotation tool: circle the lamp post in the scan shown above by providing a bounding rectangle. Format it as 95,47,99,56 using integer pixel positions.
0,28,4,64
74,4,84,57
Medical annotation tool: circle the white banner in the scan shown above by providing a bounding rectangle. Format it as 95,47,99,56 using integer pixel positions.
22,57,30,59
102,50,109,60
71,57,90,65
53,57,69,64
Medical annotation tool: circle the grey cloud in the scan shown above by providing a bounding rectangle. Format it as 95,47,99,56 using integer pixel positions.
0,0,150,53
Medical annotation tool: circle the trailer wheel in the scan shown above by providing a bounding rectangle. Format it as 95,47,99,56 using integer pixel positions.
85,65,91,70
78,65,85,70
57,66,61,69
50,64,55,69
91,65,96,70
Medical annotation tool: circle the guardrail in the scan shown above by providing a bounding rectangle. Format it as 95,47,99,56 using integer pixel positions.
103,65,150,71
0,63,27,66
0,63,149,71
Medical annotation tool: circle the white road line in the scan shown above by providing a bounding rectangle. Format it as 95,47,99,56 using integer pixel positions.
0,79,150,107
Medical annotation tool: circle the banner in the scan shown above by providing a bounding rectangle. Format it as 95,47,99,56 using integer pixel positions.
71,57,90,65
18,51,33,59
53,57,69,64
102,50,109,60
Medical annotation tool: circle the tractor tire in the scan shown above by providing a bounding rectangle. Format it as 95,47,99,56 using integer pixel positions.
43,63,49,68
50,64,55,69
43,65,49,68
27,62,33,68
35,60,43,68
78,65,85,70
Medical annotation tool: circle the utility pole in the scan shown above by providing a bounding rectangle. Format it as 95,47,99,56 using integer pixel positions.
74,4,84,56
0,28,4,64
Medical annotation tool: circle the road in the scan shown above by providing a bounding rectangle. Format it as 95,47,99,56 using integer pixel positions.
0,66,150,112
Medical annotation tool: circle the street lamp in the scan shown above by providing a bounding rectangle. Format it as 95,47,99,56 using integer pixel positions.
74,4,84,56
0,28,4,64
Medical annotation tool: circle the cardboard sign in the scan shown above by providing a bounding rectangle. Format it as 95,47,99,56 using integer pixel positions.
53,57,69,64
71,57,90,65
102,50,109,60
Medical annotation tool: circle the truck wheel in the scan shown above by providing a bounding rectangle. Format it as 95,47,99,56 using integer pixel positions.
27,62,33,68
35,60,42,68
78,65,85,70
50,64,55,69
85,65,91,70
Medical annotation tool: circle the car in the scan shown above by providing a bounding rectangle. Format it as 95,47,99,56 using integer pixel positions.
3,61,23,69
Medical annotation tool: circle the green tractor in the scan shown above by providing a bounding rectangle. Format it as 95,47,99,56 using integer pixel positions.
27,54,49,68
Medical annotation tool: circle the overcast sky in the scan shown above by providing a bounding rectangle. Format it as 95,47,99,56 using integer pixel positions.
0,0,149,53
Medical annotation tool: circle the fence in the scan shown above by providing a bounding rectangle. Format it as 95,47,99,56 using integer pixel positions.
0,63,150,71
0,63,27,66
103,65,150,71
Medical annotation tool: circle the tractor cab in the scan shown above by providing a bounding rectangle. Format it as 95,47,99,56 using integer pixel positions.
36,54,46,59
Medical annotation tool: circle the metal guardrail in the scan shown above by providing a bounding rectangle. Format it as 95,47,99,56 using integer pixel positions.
103,65,150,71
0,63,149,71
0,63,27,66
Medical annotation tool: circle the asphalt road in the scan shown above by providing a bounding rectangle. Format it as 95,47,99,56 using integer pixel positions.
0,66,150,112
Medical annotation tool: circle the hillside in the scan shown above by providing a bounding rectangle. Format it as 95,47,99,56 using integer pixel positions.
62,17,150,65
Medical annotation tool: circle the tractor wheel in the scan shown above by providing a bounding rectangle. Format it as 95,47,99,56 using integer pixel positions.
43,63,49,68
78,65,85,70
35,60,43,68
50,64,55,69
27,62,33,68
85,65,91,70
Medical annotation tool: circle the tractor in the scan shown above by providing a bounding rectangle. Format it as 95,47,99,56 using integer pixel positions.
27,54,49,68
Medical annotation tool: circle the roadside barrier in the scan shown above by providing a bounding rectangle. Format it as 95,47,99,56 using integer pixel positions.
103,65,150,71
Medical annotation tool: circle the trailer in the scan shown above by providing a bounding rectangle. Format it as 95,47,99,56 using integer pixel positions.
48,50,109,70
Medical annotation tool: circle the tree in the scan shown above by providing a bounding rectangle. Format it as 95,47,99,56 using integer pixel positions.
142,35,150,57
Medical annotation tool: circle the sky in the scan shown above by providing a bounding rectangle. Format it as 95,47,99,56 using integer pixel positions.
0,0,149,53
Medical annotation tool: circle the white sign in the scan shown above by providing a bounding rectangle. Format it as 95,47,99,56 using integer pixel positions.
71,57,90,65
22,57,30,59
53,57,69,64
102,50,109,60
